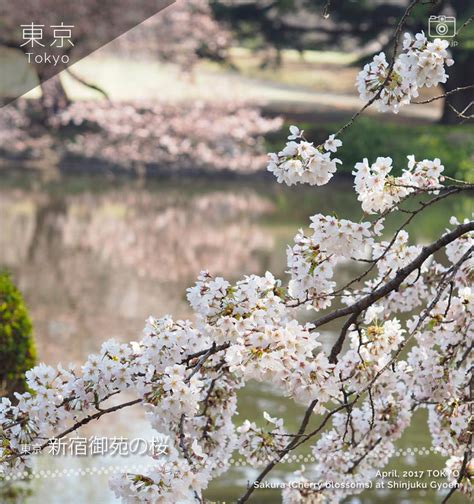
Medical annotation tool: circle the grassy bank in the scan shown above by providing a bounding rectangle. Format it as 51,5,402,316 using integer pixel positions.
267,117,474,181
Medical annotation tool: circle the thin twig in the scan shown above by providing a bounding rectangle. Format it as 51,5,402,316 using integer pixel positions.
2,398,141,463
411,85,474,105
330,0,421,140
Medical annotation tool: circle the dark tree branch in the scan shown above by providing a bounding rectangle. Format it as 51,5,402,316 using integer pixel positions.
314,220,473,333
65,68,111,101
236,398,319,504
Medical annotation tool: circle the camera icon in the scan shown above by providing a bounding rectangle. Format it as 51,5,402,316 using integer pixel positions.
428,15,456,38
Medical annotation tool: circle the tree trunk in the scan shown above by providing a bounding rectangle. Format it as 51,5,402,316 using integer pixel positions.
440,1,474,124
39,74,70,120
440,50,474,124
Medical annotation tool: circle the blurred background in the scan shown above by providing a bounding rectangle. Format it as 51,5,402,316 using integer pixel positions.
0,0,473,502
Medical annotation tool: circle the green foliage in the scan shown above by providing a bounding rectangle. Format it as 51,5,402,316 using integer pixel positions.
0,272,36,396
269,118,474,181
0,481,32,504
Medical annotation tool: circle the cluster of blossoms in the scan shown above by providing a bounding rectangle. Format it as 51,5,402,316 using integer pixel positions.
287,229,337,311
446,216,474,284
357,32,453,112
236,412,288,465
187,271,287,342
349,315,405,369
267,126,342,186
302,387,412,502
353,155,444,213
283,313,414,502
357,53,417,112
399,33,454,88
309,214,375,260
287,215,380,311
407,279,473,501
109,451,207,503
187,271,337,408
0,315,241,503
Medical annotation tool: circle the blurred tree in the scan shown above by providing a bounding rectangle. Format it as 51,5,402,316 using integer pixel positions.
0,272,36,397
211,0,474,123
0,0,230,118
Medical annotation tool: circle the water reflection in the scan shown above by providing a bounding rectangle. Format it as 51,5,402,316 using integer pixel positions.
0,173,470,503
0,178,279,363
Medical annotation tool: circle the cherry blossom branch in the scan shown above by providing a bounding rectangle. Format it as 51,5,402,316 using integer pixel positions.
238,398,353,503
331,185,470,305
447,101,474,122
178,415,203,503
182,342,230,366
367,245,474,380
331,0,421,139
237,399,319,504
1,340,229,466
2,397,141,463
411,85,474,105
239,248,471,503
332,188,462,295
313,220,473,333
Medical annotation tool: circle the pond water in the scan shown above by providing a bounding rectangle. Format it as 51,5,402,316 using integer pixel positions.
0,171,471,503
